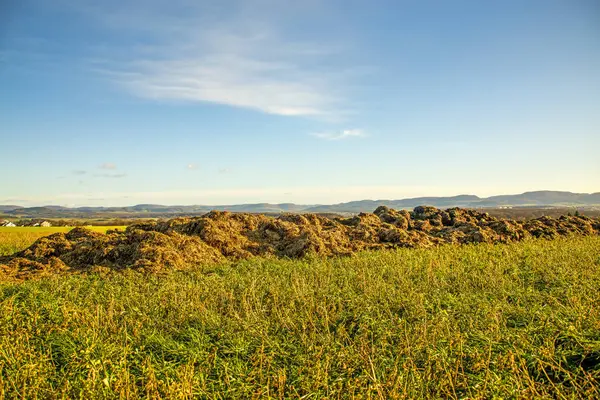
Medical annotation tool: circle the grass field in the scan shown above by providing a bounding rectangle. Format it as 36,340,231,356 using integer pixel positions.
0,227,125,257
0,234,599,398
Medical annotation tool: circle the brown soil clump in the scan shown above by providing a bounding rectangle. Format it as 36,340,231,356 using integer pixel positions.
0,227,224,281
1,207,599,280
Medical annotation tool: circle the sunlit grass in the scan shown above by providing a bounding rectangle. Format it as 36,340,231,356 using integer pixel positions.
0,236,599,398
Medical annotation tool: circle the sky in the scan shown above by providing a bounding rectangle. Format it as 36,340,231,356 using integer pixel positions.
1,0,599,207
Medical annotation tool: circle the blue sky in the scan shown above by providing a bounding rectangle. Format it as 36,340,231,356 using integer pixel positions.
1,0,599,206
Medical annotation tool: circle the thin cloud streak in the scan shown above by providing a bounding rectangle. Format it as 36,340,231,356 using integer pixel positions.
311,129,367,140
94,173,127,178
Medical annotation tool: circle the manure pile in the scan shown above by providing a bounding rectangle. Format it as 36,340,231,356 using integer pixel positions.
2,206,599,279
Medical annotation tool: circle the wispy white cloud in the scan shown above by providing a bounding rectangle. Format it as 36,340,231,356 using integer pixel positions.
85,1,361,119
119,57,339,117
99,162,117,170
311,129,367,140
94,173,127,178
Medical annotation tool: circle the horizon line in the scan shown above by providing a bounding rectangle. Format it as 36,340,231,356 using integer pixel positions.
2,189,599,209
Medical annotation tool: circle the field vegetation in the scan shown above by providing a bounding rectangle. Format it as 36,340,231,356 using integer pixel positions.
0,232,599,398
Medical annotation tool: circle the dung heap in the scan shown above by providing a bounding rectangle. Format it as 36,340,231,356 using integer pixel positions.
2,206,599,280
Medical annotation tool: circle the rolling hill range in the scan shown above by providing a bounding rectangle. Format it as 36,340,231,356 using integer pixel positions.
1,191,599,219
304,191,600,213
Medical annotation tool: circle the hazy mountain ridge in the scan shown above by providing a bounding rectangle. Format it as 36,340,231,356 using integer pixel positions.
1,191,599,218
308,191,600,213
0,206,21,212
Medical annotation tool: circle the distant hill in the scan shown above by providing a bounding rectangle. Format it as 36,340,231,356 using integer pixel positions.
306,191,600,213
304,195,483,213
0,205,21,212
2,191,599,218
480,191,600,207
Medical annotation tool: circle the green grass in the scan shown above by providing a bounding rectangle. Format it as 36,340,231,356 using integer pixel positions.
0,227,125,256
1,236,599,398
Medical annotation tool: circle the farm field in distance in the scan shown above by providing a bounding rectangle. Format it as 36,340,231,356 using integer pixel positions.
0,224,599,398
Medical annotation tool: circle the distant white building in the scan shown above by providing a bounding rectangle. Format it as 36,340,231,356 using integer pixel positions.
30,221,52,227
1,221,16,227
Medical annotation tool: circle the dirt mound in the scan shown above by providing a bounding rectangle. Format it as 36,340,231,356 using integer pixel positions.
2,207,599,279
0,227,224,281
